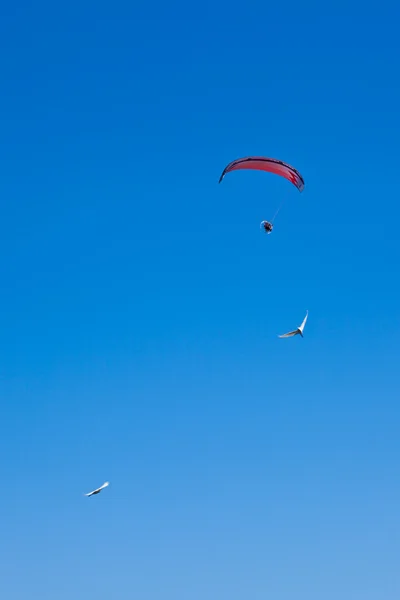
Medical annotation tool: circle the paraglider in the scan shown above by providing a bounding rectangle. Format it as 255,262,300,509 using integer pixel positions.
219,156,304,233
278,311,308,339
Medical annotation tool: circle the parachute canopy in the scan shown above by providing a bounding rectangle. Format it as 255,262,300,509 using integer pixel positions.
218,156,305,192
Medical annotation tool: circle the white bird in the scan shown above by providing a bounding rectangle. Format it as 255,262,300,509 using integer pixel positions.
84,481,110,497
278,311,308,338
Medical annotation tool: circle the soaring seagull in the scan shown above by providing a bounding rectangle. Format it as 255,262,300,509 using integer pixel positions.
279,311,308,339
84,481,110,497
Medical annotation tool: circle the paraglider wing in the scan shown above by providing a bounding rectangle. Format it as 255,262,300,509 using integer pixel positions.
219,157,305,192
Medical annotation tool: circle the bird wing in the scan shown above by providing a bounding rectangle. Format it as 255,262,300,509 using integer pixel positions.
84,482,109,497
278,329,299,338
298,310,308,333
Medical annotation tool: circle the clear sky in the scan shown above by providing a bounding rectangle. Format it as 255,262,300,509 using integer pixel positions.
1,1,400,598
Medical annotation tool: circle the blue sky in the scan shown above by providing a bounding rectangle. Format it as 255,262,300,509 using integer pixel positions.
1,1,400,598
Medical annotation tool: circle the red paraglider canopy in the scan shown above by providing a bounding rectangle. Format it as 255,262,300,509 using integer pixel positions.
218,156,305,192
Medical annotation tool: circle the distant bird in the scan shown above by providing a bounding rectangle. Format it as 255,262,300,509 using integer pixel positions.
278,311,308,338
84,481,110,497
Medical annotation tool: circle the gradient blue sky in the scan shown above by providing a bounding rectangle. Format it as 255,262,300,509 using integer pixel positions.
1,1,400,598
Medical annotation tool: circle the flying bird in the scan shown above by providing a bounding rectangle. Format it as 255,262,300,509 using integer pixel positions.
278,311,308,338
84,481,110,497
